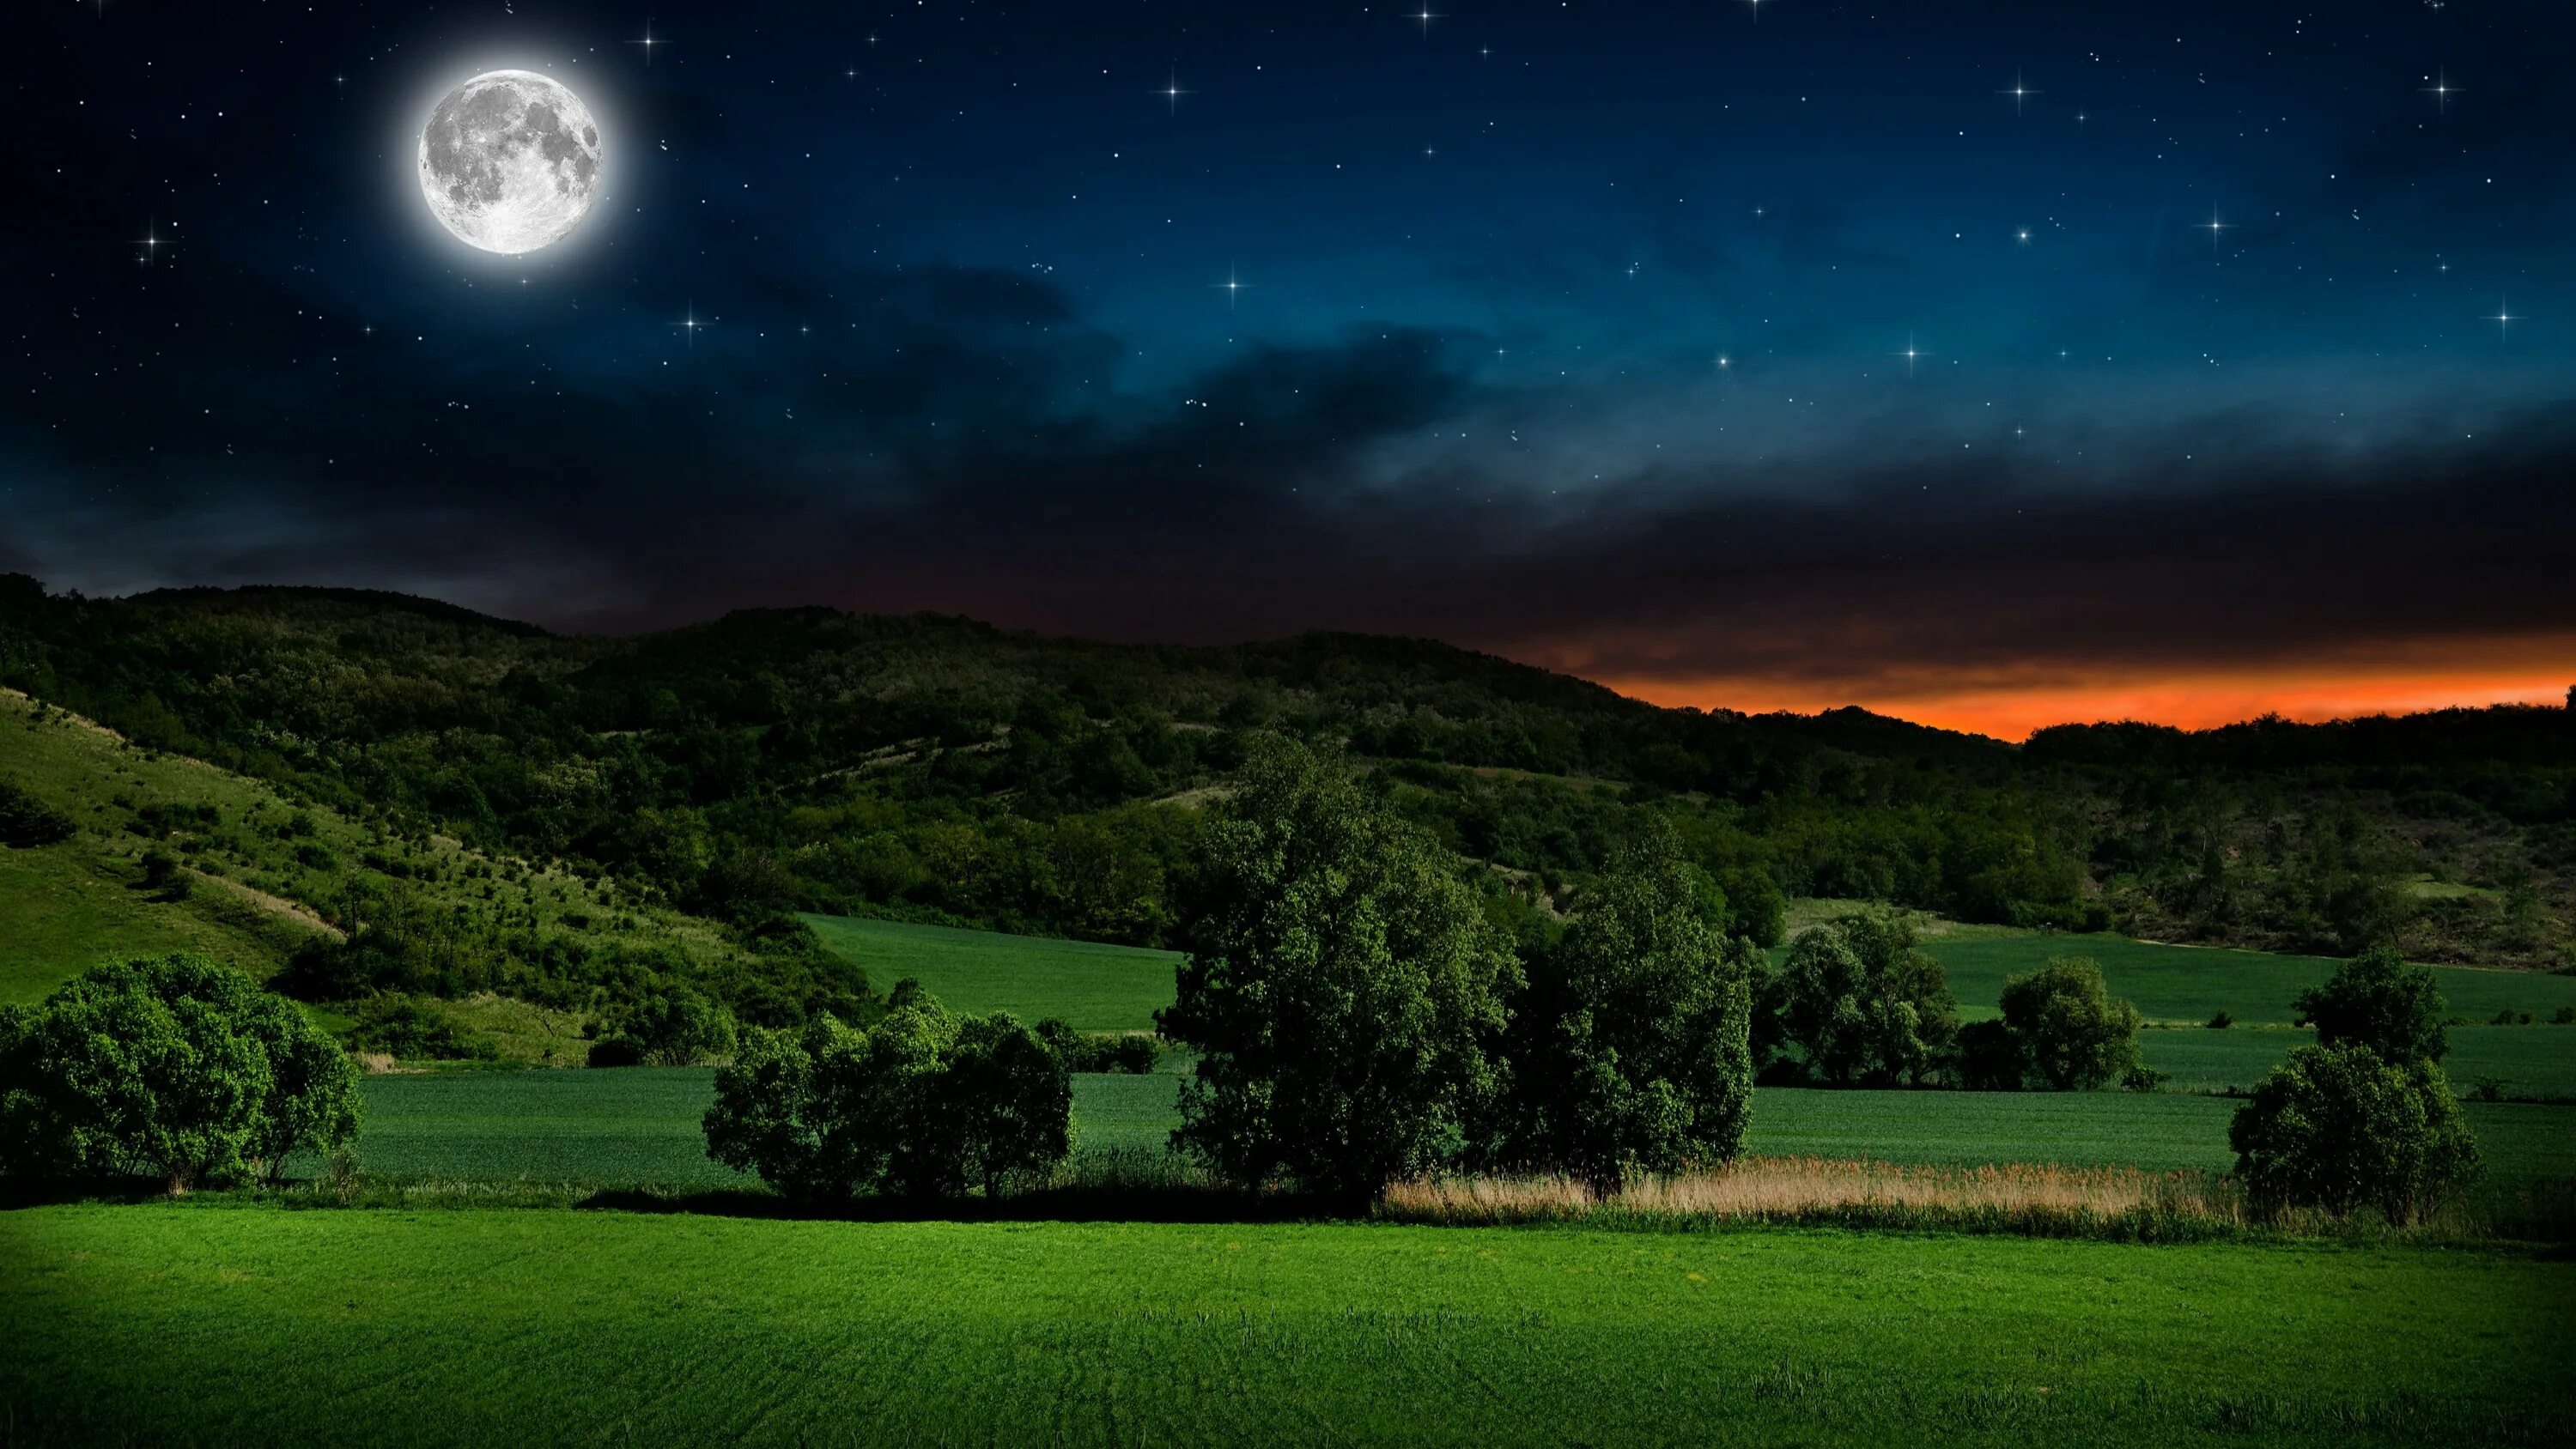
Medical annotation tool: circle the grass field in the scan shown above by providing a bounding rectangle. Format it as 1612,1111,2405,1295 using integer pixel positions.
801,912,1182,1032
3,1205,2567,1446
312,1067,2576,1191
2140,1023,2576,1099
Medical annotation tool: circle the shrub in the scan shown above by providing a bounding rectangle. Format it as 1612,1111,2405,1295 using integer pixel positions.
702,996,1070,1201
2293,947,2447,1064
592,985,738,1066
2206,1009,2233,1030
1157,739,1517,1201
1998,958,2142,1090
2228,1042,2478,1222
1033,1019,1161,1075
1497,825,1756,1193
1764,915,1957,1087
0,953,360,1191
343,994,499,1061
139,847,191,900
2554,1006,2574,1026
0,778,75,846
1952,1018,2025,1091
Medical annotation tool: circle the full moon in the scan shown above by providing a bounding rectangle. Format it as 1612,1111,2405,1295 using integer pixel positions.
417,70,603,254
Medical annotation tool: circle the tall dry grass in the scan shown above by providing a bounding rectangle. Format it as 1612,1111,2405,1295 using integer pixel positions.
1382,1156,2247,1240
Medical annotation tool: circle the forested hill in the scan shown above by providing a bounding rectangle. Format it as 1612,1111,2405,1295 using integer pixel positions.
3,574,2571,978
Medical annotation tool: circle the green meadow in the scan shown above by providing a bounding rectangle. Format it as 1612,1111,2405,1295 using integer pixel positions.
800,912,1182,1031
3,1206,2567,1446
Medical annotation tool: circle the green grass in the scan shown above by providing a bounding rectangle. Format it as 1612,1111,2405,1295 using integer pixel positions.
0,689,741,1009
309,1068,2576,1191
2140,1024,2576,1100
3,1205,2568,1446
1911,930,2576,1024
801,912,1181,1031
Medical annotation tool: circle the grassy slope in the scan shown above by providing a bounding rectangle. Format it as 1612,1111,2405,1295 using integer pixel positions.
800,912,1180,1032
0,689,739,1022
3,1206,2567,1447
315,1070,2576,1190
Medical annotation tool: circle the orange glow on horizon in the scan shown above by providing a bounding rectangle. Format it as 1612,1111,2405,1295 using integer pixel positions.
1595,654,2574,741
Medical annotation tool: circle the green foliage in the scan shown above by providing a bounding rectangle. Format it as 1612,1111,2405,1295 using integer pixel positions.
1497,825,1757,1191
1033,1018,1161,1074
0,776,75,846
343,993,499,1061
591,985,738,1067
1764,914,1958,1087
1157,739,1518,1199
0,953,358,1190
2229,1042,2480,1222
2294,947,2450,1064
702,996,1070,1200
1997,957,2143,1091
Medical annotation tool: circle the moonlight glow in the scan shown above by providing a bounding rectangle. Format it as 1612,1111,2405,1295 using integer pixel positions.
416,70,603,255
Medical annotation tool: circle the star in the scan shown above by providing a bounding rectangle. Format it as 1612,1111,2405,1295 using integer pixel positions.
2198,208,2233,250
1212,264,1250,311
2420,69,2460,114
2000,70,2039,115
1157,70,1192,116
2016,227,2032,246
630,18,665,67
671,303,708,349
1891,333,1930,377
2487,297,2520,340
131,217,166,266
1410,6,1443,38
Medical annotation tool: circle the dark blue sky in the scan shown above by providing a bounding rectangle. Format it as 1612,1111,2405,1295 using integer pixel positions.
6,1,2571,729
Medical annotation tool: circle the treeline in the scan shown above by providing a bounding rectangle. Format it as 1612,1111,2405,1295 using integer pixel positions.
3,577,2569,1000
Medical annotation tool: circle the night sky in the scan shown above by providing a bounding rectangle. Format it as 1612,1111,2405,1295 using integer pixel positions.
8,1,2572,736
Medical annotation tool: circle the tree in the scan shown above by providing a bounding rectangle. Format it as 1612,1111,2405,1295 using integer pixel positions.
1501,826,1757,1192
0,954,359,1191
1157,739,1518,1201
702,995,1071,1201
1766,914,1957,1086
1997,957,2142,1090
0,777,74,847
2229,1042,2478,1222
2293,947,2447,1064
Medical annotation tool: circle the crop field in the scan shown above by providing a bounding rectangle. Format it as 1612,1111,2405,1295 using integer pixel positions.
1914,930,2576,1024
801,912,1181,1031
3,1205,2568,1446
313,1067,2576,1191
2139,1023,2576,1099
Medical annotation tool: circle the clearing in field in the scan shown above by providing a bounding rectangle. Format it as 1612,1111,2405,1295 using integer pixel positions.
800,912,1180,1032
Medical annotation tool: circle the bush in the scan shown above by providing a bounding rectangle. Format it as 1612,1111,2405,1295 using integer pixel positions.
702,995,1069,1201
1763,915,1957,1087
0,778,75,846
2228,1042,2479,1222
1033,1019,1161,1075
1496,825,1756,1193
2206,1009,2233,1030
1952,1018,2025,1091
0,953,360,1191
139,847,191,900
592,985,738,1066
2293,947,2447,1064
1157,739,1517,1201
2554,1006,2574,1026
343,994,499,1061
1997,957,2142,1090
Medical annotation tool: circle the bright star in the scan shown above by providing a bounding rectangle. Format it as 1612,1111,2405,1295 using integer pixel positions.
1157,70,1192,115
2421,69,2460,113
2488,297,2520,339
2000,70,2039,114
630,17,664,66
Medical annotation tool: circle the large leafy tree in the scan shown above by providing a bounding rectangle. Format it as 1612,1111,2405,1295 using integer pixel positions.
1157,739,1519,1201
2293,947,2448,1064
1767,914,1957,1087
1501,827,1757,1192
1997,957,2142,1090
0,954,359,1191
2229,1042,2478,1222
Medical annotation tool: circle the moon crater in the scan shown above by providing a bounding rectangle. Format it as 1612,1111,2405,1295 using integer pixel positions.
417,70,603,254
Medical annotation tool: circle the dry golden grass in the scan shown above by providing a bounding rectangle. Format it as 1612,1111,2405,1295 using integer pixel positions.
1383,1156,2243,1235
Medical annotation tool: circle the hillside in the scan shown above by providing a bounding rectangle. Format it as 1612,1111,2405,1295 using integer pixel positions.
3,575,2571,983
